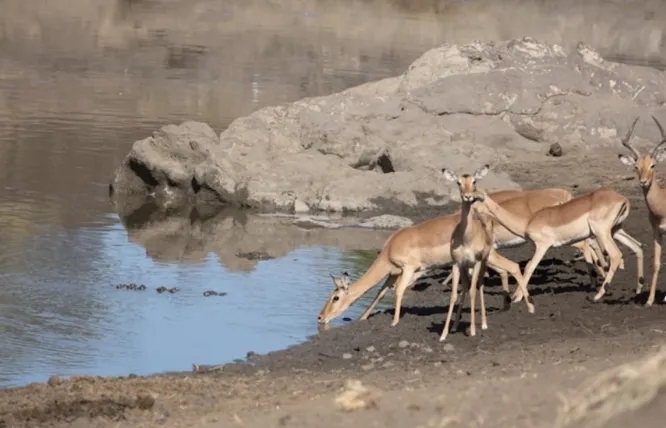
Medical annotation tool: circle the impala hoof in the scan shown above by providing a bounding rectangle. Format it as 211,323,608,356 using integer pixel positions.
481,323,488,330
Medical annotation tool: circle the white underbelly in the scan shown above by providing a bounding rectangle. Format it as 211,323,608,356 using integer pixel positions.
454,247,480,267
552,229,590,248
494,236,527,249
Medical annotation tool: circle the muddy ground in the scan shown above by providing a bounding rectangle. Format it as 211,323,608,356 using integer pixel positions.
1,154,666,428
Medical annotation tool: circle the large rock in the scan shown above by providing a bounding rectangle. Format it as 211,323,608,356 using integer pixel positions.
110,37,666,215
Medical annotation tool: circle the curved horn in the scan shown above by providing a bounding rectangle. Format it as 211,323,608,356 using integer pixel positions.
649,115,666,158
621,117,641,159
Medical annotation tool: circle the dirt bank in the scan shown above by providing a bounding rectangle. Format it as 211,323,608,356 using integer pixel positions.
2,155,666,428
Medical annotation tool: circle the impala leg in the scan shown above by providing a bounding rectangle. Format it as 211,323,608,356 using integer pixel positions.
391,266,416,326
591,231,623,302
455,263,479,336
497,267,510,310
583,240,607,282
478,260,489,331
648,228,662,306
488,265,510,298
487,248,522,311
512,244,550,314
571,240,600,288
441,271,453,288
588,237,608,271
440,270,461,304
453,269,472,329
359,275,397,320
612,228,644,295
587,238,607,275
453,271,469,334
440,265,460,341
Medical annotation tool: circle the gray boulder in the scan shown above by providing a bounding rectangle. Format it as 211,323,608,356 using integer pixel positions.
110,37,666,215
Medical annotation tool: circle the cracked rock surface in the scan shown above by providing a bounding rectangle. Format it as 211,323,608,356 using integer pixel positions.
110,37,666,216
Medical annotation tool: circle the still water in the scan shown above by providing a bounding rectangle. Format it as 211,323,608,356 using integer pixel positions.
0,0,663,388
0,2,419,387
0,111,395,388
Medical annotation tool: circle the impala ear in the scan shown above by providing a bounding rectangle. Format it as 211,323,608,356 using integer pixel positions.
340,272,350,290
473,164,490,180
618,154,636,167
329,273,341,288
441,168,457,182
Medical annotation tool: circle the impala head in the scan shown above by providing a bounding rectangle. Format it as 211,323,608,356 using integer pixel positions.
318,272,351,324
441,164,490,203
618,116,666,189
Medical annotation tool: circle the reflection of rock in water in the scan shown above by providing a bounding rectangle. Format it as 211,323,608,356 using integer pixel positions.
118,204,392,273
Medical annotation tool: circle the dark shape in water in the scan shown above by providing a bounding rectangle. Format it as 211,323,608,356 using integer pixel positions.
236,250,275,261
167,287,179,294
156,286,167,293
203,290,228,297
114,283,148,291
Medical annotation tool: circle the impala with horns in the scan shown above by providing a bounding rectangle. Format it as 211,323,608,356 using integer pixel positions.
319,187,605,327
618,115,666,306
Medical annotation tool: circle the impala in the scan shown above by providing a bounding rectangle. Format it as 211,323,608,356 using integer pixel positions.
618,115,666,306
319,188,606,331
439,165,532,340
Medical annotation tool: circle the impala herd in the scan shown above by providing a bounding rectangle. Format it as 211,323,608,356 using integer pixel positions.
318,115,666,341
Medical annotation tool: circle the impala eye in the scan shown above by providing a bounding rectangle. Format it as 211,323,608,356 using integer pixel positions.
333,296,340,302
650,164,656,169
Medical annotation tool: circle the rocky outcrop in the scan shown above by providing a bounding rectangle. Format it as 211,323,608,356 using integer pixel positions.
110,38,666,215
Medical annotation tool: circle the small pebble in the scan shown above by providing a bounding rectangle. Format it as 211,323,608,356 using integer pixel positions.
442,343,455,352
398,340,410,348
365,346,376,353
361,363,375,371
548,142,563,157
382,361,394,368
342,353,353,360
422,346,434,354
